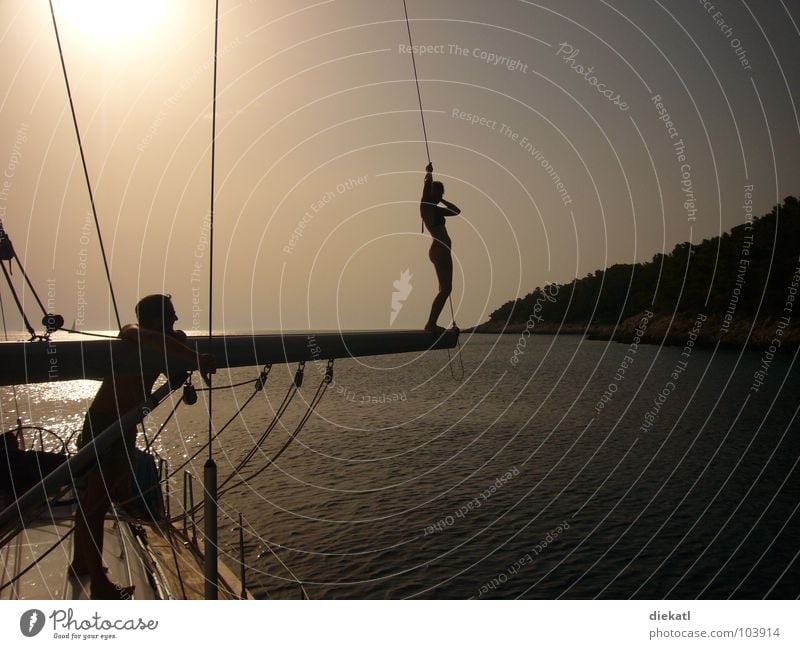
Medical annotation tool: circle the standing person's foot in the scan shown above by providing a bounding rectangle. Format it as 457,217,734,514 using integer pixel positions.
69,562,108,577
424,324,446,335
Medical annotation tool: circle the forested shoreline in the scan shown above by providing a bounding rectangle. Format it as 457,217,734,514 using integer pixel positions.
470,196,800,350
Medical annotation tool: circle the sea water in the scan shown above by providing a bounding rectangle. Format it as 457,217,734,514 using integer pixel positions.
2,334,798,598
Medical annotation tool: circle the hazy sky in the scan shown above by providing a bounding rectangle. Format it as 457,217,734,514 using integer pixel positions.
1,0,798,332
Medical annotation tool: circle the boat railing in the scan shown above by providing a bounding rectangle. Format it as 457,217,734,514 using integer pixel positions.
182,470,198,547
8,422,70,456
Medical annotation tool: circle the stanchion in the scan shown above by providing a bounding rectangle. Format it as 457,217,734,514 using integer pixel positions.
203,458,218,599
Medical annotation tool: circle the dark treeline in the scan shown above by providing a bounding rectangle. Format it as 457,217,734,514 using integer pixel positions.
488,196,800,325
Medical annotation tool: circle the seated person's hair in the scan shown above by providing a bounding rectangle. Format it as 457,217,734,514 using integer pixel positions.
135,294,173,326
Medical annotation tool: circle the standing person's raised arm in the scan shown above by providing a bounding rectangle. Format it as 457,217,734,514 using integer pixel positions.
422,162,434,203
440,198,460,216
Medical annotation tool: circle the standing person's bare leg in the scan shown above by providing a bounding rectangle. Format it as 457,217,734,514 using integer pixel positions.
426,249,452,332
76,470,134,599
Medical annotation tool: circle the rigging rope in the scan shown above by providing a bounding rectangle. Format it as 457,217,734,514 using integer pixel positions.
167,365,273,479
218,362,306,490
207,0,221,462
402,0,431,163
218,360,332,499
402,0,466,381
446,296,465,381
47,0,121,330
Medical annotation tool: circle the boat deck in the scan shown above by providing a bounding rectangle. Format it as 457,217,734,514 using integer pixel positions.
0,501,247,599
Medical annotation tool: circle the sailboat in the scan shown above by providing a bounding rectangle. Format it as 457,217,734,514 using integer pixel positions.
0,1,459,600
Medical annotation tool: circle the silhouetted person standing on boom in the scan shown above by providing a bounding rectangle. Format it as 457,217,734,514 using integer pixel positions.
421,163,460,334
71,294,214,599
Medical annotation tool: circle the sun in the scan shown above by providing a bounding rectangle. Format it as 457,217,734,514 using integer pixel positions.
56,0,167,45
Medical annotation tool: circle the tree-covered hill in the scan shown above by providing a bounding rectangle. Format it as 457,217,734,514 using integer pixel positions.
480,196,800,347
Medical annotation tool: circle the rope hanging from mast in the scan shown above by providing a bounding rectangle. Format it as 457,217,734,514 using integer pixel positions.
47,0,121,330
402,2,464,381
402,0,431,164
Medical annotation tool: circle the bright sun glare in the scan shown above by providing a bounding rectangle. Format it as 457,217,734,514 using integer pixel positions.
58,0,166,45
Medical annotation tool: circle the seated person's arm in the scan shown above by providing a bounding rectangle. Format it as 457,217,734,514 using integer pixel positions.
120,325,215,384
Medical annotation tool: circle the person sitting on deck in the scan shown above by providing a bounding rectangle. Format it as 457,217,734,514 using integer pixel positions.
0,432,66,507
71,294,215,600
420,163,461,334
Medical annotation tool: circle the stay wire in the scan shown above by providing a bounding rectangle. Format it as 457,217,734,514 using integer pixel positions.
207,0,221,460
47,0,121,330
205,0,221,460
9,255,48,317
402,0,430,163
0,260,36,338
